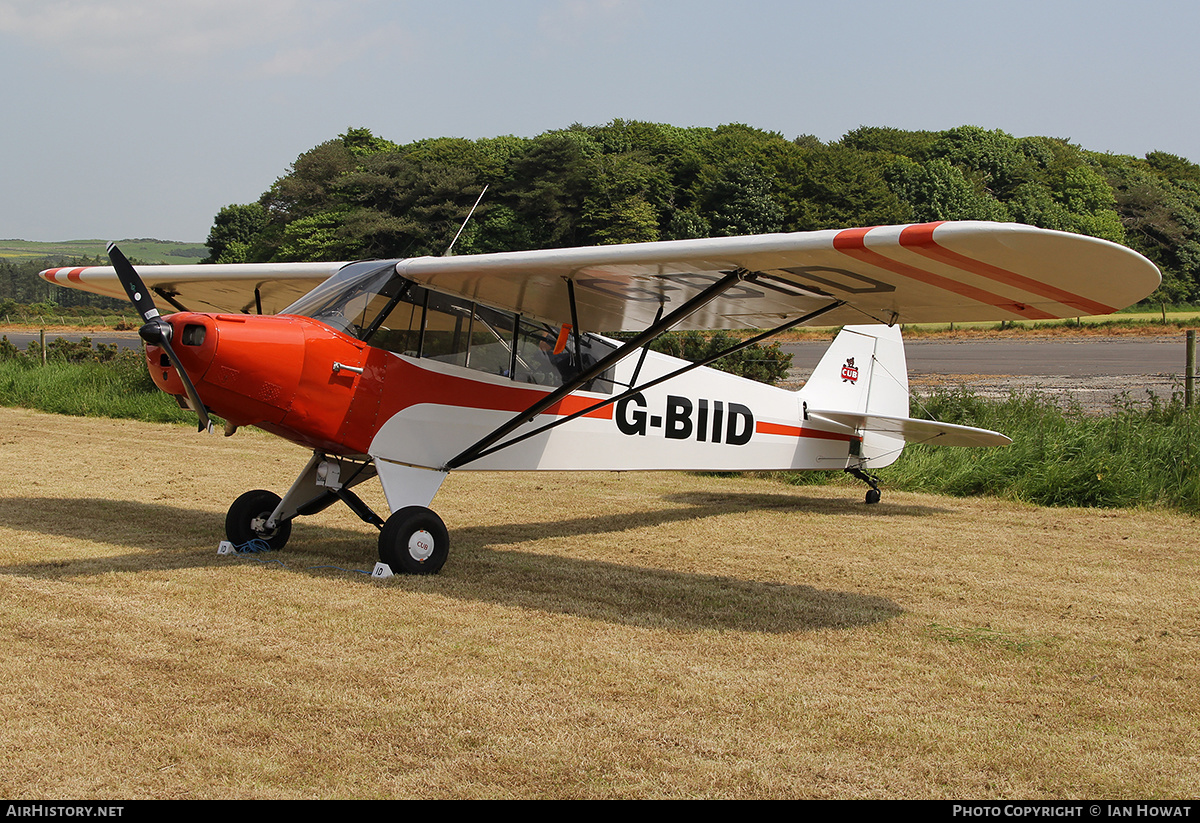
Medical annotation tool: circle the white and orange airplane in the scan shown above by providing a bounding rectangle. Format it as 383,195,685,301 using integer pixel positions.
41,221,1159,573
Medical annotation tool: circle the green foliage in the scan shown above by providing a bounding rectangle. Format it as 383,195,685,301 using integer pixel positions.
340,126,402,157
204,203,267,263
789,144,909,230
0,348,179,422
1106,163,1200,302
204,121,1200,304
926,126,1028,196
612,330,791,385
840,126,939,158
886,387,1200,513
699,163,784,236
885,157,1008,222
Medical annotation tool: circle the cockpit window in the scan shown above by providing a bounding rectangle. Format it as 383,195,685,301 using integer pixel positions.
283,265,616,394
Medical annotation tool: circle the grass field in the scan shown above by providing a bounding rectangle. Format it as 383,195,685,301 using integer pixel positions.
1,407,1197,799
0,238,206,264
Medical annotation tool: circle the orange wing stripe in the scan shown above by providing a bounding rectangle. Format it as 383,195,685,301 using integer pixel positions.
898,223,1116,315
833,226,1057,320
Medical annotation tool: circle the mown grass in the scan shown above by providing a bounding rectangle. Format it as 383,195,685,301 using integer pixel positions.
4,407,1200,799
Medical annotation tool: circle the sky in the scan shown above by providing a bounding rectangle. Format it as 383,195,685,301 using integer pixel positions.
2,0,1198,242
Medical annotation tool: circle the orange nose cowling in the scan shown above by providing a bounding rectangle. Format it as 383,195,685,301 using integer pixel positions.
145,314,374,454
144,313,218,403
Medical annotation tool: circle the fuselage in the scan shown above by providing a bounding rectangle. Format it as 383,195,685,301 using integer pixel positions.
146,309,867,474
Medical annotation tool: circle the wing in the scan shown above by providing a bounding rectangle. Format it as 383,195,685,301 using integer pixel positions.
39,261,346,315
397,221,1161,331
41,221,1160,329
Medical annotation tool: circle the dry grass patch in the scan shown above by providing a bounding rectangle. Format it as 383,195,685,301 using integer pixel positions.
0,407,1197,798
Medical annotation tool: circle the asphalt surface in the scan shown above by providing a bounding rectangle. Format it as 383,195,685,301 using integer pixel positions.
2,330,143,352
779,336,1192,408
780,337,1186,377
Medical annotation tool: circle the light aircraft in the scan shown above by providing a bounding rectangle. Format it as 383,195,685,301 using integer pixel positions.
41,221,1160,573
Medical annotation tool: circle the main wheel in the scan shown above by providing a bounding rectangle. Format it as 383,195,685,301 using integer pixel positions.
226,489,291,550
379,506,449,575
865,488,882,505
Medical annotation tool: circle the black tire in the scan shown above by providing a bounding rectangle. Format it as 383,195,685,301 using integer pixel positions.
379,506,449,574
226,489,291,550
865,488,882,505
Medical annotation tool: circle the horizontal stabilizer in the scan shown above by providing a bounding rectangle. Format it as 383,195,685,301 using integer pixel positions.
805,410,1012,448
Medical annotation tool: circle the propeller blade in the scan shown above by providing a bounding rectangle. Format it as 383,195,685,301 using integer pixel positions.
107,242,160,323
107,243,212,433
159,334,213,433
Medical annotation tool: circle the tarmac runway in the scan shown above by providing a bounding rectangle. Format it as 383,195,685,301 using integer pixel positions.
780,336,1191,408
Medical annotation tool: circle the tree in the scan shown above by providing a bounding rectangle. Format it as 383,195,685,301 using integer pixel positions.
204,203,266,263
926,126,1029,197
699,162,784,236
886,157,1008,222
791,144,909,230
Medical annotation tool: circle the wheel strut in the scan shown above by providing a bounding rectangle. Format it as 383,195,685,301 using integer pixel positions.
845,467,882,504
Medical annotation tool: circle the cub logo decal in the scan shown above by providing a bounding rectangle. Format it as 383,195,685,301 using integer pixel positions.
841,357,859,384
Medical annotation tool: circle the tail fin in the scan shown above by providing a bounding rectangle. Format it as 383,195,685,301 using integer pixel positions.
797,324,910,468
798,324,909,417
799,324,1009,468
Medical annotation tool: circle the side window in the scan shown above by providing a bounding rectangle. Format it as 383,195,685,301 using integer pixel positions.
467,304,518,377
421,291,473,367
364,283,614,394
367,287,423,356
513,320,616,393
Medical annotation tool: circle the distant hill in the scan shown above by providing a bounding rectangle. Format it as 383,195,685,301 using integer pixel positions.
0,238,207,264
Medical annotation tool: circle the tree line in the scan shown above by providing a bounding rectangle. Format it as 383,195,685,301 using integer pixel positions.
204,121,1200,304
1,256,129,314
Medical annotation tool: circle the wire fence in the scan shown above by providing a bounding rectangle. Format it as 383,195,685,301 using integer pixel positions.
3,314,138,327
910,375,1191,414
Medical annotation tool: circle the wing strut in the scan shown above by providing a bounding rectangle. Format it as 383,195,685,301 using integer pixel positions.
567,278,583,370
446,297,845,469
444,269,752,470
152,287,190,314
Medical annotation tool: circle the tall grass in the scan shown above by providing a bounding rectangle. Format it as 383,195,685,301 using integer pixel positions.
0,354,193,424
886,388,1200,513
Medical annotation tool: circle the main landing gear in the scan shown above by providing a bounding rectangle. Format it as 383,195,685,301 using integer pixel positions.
378,506,450,575
225,489,292,550
845,467,883,505
221,452,450,574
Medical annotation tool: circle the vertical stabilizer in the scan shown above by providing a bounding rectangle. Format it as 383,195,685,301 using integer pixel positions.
798,324,909,467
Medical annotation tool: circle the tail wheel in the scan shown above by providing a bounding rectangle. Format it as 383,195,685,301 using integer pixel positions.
379,506,449,574
226,489,291,550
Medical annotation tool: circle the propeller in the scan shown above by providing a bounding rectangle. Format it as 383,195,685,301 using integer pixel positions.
108,242,212,433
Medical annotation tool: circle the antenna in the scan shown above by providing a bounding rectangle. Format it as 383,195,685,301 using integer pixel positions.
445,185,488,256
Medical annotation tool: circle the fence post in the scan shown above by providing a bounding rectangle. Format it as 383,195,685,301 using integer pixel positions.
40,328,46,366
1187,330,1195,409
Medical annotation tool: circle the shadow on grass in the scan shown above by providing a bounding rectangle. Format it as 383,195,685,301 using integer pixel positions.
0,495,907,632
